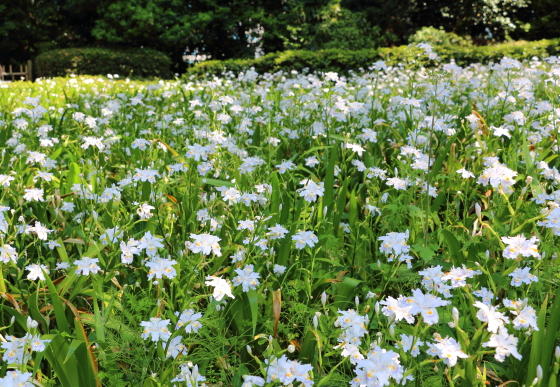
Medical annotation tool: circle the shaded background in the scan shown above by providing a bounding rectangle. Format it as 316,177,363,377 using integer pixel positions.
1,0,559,73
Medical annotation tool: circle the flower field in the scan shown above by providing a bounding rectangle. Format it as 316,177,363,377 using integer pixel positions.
1,47,560,386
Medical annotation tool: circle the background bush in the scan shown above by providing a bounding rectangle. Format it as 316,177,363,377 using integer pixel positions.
35,47,172,78
184,38,560,77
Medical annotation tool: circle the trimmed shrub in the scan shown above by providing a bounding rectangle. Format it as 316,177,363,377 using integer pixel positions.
184,39,560,77
35,48,172,79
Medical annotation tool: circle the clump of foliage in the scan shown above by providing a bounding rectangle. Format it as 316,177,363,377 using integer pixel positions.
184,38,560,77
34,47,172,79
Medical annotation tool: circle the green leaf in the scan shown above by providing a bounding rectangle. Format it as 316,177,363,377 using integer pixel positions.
202,178,235,188
323,143,338,208
540,290,560,384
440,229,462,265
412,244,435,262
63,340,85,364
65,162,82,195
44,269,71,333
526,295,547,385
334,277,361,310
247,289,259,337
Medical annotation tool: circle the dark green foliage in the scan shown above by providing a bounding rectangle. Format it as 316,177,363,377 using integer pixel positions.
3,0,560,74
34,48,172,78
185,39,560,77
0,0,61,65
524,0,560,41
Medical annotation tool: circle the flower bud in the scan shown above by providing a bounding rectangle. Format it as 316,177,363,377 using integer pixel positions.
536,365,543,382
288,344,296,353
389,324,395,338
246,345,252,355
475,203,482,219
485,250,490,260
555,346,560,361
375,301,380,316
321,292,327,307
313,315,319,330
27,316,38,330
355,296,360,307
381,193,389,203
452,307,459,327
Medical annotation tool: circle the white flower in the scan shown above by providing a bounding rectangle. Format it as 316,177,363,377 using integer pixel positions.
305,156,320,167
478,162,517,193
491,125,512,138
335,309,368,344
45,240,61,250
267,224,289,239
132,168,159,183
386,177,408,190
433,337,468,367
292,230,318,249
473,301,510,333
273,264,286,275
171,364,206,385
166,335,186,359
345,143,365,156
138,231,165,257
409,288,450,325
509,267,539,287
27,221,53,240
351,346,404,387
23,188,44,202
298,179,325,202
0,370,34,386
186,233,222,256
501,235,540,260
81,136,105,151
276,160,296,174
99,226,122,245
340,343,364,364
205,276,235,301
242,374,265,387
25,264,49,281
511,304,538,331
74,257,101,276
140,318,171,342
145,257,177,280
120,240,140,264
482,327,522,362
473,287,494,305
137,203,155,220
175,309,203,333
233,265,261,292
397,334,423,357
442,265,481,288
265,355,313,386
0,174,15,187
378,230,410,258
456,168,475,178
379,296,414,324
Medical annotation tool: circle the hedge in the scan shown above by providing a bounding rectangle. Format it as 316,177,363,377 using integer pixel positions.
184,39,560,77
35,48,172,79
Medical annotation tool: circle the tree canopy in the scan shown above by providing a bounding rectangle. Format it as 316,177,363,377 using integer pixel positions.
1,0,559,71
